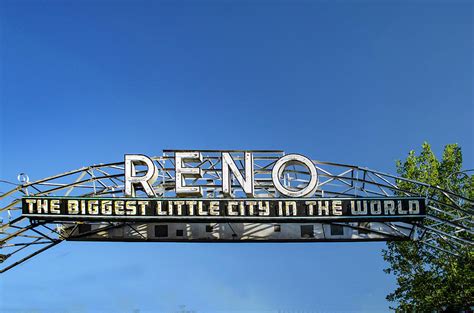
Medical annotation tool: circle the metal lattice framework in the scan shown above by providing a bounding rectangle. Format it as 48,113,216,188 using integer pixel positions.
1,150,472,273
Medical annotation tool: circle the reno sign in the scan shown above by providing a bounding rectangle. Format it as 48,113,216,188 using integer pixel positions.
22,151,426,223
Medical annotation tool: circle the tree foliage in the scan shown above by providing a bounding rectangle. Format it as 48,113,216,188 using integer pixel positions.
383,143,474,312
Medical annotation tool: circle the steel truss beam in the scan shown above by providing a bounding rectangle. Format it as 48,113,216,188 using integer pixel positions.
1,151,472,273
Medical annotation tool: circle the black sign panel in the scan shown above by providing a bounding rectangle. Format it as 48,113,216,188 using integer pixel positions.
22,197,426,222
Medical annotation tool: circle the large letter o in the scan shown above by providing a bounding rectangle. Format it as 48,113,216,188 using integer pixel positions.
272,154,318,197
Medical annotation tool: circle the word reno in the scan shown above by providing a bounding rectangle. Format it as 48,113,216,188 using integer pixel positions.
22,197,426,222
125,152,318,198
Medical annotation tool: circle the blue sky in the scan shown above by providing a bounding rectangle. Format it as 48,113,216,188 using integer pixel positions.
0,0,472,312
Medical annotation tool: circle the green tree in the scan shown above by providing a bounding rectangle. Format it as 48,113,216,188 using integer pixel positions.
383,142,474,311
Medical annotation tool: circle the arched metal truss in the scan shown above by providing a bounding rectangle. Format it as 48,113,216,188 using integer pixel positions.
1,150,472,273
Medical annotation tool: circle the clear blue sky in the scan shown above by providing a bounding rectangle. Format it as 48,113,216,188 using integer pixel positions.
0,1,472,312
